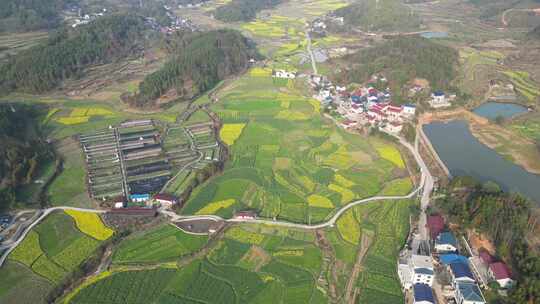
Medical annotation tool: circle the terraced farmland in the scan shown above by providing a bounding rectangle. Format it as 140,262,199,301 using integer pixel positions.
182,72,407,223
3,211,112,303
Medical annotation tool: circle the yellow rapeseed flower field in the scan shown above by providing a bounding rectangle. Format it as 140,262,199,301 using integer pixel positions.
375,144,405,168
195,199,235,215
220,123,246,146
65,210,114,241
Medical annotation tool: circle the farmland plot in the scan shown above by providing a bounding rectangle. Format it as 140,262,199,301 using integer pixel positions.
183,72,403,223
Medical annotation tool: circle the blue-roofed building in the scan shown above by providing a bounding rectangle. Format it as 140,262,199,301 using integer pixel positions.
455,281,486,304
440,254,468,265
435,231,458,253
403,104,416,116
413,283,435,304
449,262,475,284
429,90,450,108
130,193,150,203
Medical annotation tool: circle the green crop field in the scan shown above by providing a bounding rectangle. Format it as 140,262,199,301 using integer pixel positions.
5,211,108,288
113,224,208,264
182,72,404,224
0,261,53,304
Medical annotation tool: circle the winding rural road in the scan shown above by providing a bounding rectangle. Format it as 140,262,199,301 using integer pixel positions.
0,130,434,267
306,29,318,75
0,207,105,267
501,8,538,27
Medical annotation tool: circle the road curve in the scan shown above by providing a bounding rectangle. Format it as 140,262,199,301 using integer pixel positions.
0,207,105,267
1,134,434,267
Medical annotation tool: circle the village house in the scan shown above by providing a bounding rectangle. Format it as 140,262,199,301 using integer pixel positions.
410,255,435,287
455,281,486,304
234,211,257,220
413,283,435,304
449,262,476,284
488,262,514,288
440,254,469,266
427,214,445,240
153,193,178,207
130,193,150,203
383,121,403,134
273,69,296,79
434,231,458,253
403,104,417,116
429,91,451,108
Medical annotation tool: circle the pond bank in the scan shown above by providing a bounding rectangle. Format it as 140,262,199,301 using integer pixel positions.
418,108,540,175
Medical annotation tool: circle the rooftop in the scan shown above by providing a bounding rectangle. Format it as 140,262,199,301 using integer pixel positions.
450,262,474,280
490,262,512,280
440,254,468,265
457,282,485,302
411,254,433,269
413,283,434,303
436,231,457,247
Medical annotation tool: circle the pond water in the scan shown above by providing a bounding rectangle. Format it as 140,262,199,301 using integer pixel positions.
420,32,449,39
473,102,528,120
423,120,540,204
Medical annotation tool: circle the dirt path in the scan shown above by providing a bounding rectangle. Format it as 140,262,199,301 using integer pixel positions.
345,232,373,304
314,230,338,302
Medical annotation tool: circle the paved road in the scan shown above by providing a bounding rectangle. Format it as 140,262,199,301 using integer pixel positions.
166,135,431,231
0,207,105,267
305,29,318,75
413,130,434,240
0,136,433,267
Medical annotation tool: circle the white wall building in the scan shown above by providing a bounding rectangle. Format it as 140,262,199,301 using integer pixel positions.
273,70,296,79
409,255,435,287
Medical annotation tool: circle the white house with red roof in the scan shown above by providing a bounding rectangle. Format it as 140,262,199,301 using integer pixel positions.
153,193,178,207
488,262,514,288
384,121,403,134
385,105,404,122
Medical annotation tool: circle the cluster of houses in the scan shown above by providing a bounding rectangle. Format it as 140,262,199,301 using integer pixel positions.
310,75,417,135
308,14,344,37
399,214,514,304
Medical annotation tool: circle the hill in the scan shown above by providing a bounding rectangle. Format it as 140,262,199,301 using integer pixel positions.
126,29,259,107
0,0,68,32
213,0,283,22
333,0,421,32
333,36,458,99
468,0,540,19
0,14,147,95
0,104,54,211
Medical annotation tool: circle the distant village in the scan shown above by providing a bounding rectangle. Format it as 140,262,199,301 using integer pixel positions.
63,3,199,33
271,70,456,136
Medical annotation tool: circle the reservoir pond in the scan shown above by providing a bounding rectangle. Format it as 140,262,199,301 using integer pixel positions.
423,120,540,204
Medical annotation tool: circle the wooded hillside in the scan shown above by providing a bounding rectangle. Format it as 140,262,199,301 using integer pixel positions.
334,36,458,96
0,105,54,211
0,0,69,32
436,177,540,304
127,29,259,107
0,14,147,94
333,0,421,32
214,0,283,22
